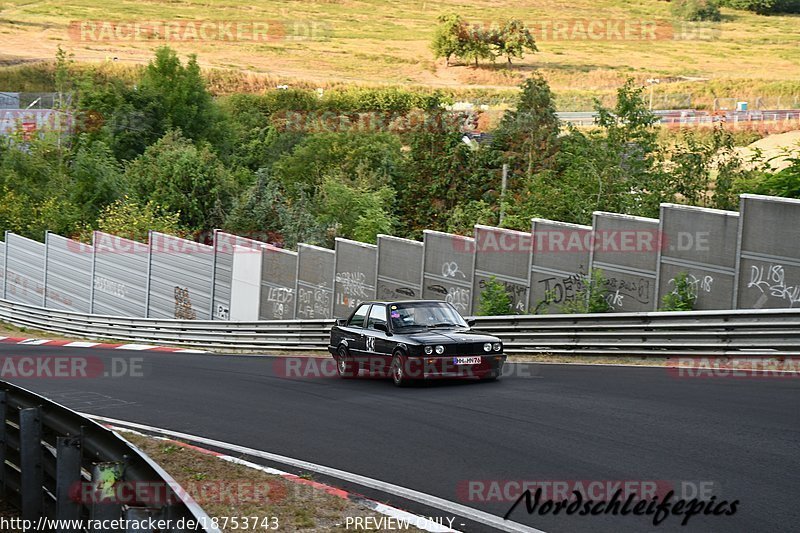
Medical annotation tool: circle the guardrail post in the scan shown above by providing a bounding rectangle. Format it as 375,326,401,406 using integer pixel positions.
3,231,8,299
89,462,124,532
55,436,82,530
0,390,6,498
20,406,43,521
43,230,50,308
144,230,153,319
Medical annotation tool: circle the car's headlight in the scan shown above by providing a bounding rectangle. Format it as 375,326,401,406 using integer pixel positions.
483,343,492,352
435,345,445,355
493,342,502,352
424,346,433,355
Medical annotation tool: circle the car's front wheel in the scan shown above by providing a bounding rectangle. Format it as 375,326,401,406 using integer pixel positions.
390,352,412,387
336,346,357,379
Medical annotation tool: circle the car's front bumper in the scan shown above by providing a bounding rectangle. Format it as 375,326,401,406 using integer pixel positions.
408,354,506,380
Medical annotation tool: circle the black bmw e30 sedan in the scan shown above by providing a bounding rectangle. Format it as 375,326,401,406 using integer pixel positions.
328,300,506,386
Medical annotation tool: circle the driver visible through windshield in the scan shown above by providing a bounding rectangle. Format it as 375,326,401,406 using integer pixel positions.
389,302,468,330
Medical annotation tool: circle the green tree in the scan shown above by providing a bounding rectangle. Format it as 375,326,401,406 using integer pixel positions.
462,25,497,67
76,76,167,162
85,196,186,243
516,80,665,225
69,138,125,222
219,93,307,170
737,150,800,198
671,0,722,21
224,169,287,242
478,276,513,316
316,172,396,245
431,14,468,67
0,187,31,236
667,125,756,210
495,19,538,65
0,135,66,204
493,74,560,183
125,130,237,230
719,0,800,14
446,200,497,235
54,46,74,108
224,168,327,247
396,123,486,236
272,133,404,199
139,46,223,144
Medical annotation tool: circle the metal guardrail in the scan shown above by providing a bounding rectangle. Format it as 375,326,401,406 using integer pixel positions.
0,379,220,532
474,308,800,357
1,298,798,357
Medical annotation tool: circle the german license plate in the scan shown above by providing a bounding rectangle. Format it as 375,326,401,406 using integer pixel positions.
454,356,481,365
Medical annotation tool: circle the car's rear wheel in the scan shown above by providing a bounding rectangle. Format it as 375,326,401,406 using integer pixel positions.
390,352,411,387
336,346,357,379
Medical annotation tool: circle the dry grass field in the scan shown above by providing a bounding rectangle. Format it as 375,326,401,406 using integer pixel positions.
0,0,798,107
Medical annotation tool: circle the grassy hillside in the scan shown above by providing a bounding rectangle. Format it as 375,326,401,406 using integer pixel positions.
0,0,799,107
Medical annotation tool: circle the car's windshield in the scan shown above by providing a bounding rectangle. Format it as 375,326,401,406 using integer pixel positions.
389,302,468,330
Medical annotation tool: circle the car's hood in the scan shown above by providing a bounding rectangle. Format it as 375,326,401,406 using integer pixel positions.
403,328,499,344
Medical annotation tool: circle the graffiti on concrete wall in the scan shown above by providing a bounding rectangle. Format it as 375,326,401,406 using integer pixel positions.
335,271,370,309
174,286,197,320
297,285,332,319
266,286,293,319
747,263,800,308
478,277,527,312
668,273,714,300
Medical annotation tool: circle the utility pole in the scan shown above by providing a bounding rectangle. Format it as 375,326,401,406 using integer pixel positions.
499,164,508,226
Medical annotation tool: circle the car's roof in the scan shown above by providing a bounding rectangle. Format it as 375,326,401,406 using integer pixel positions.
363,300,451,306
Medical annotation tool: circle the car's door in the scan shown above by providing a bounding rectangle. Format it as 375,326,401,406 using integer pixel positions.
364,304,392,375
342,303,370,363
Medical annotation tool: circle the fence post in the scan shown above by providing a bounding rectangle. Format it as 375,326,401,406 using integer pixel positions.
55,436,82,530
20,407,43,521
210,228,219,320
144,230,153,319
43,231,51,308
3,230,8,299
90,462,124,532
89,231,98,314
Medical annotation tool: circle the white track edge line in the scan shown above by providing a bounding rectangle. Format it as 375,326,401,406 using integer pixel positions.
85,414,545,533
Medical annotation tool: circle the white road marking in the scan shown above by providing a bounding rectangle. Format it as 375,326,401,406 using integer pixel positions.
63,341,101,348
17,339,49,345
86,414,545,533
116,344,159,350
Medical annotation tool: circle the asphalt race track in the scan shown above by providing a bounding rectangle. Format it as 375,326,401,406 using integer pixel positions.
3,344,798,533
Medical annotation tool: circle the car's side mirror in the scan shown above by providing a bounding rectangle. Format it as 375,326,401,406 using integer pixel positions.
467,319,476,327
336,319,348,327
374,322,390,334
